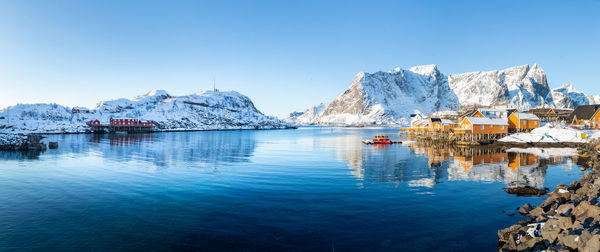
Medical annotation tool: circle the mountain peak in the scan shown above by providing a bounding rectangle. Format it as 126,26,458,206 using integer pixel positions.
556,83,576,92
408,64,439,75
142,90,170,98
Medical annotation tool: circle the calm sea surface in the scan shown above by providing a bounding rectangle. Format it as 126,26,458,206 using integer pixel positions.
0,127,584,251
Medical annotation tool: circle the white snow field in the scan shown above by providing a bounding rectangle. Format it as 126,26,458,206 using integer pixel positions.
499,124,592,144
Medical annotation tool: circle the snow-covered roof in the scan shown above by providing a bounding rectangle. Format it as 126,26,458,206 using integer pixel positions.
465,117,508,125
512,113,539,120
478,108,510,113
441,119,457,125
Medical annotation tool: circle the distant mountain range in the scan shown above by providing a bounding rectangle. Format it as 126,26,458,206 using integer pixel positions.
286,64,600,125
0,90,289,134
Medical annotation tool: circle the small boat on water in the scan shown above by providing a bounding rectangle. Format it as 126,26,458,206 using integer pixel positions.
362,135,401,144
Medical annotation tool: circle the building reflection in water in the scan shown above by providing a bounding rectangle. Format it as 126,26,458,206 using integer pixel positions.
341,138,577,189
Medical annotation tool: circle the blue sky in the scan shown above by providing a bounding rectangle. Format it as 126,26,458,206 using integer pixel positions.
0,0,599,117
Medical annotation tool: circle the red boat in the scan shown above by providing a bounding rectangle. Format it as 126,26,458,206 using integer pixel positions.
370,135,391,144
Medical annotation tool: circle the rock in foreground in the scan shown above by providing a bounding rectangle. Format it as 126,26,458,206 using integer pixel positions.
498,170,600,251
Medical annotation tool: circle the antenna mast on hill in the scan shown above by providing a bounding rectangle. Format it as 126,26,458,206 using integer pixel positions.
213,78,218,92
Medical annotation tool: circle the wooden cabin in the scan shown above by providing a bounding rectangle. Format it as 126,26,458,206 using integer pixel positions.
428,118,443,131
410,114,426,129
458,110,484,122
508,113,540,132
441,119,458,132
567,105,600,129
554,109,574,121
526,108,557,122
458,117,508,134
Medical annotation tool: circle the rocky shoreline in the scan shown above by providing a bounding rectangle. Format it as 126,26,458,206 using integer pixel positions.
498,140,600,251
0,134,48,151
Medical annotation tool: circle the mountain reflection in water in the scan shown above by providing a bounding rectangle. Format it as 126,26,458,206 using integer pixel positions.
36,132,258,167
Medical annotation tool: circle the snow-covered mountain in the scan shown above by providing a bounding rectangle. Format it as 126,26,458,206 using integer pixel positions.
448,64,550,109
284,103,328,124
550,83,599,109
0,90,289,134
291,64,597,125
308,65,459,124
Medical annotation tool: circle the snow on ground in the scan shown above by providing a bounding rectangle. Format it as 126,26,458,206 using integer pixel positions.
499,124,588,143
505,147,579,159
0,133,26,147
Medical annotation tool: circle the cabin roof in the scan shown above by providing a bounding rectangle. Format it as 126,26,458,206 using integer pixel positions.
527,108,555,114
441,119,457,125
567,105,600,121
512,112,539,120
430,118,442,122
459,110,479,118
465,117,508,125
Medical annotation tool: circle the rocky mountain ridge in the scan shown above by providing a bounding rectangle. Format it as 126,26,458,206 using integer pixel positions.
288,64,598,125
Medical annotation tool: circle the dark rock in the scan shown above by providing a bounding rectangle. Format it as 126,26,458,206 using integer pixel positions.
572,201,600,222
48,142,58,149
582,236,600,252
558,234,582,250
541,219,561,243
556,216,574,230
556,203,575,216
517,237,546,251
518,203,533,216
529,207,545,217
505,186,547,196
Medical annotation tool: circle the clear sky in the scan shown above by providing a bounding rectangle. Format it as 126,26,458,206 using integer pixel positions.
0,0,599,117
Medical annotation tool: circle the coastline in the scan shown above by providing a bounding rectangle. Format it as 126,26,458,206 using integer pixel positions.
497,140,600,251
0,126,298,150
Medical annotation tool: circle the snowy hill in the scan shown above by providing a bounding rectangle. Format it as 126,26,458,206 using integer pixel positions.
0,90,289,134
291,64,598,125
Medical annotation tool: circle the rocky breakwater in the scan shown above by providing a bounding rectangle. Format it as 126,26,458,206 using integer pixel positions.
498,141,600,251
0,134,47,151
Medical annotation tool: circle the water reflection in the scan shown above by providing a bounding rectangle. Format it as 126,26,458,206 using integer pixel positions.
40,131,257,167
0,150,43,160
343,139,577,189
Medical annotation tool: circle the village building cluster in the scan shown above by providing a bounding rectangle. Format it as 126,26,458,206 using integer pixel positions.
404,105,600,142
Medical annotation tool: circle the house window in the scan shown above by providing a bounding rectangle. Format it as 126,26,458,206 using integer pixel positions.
480,125,484,130
500,125,504,130
533,121,537,125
